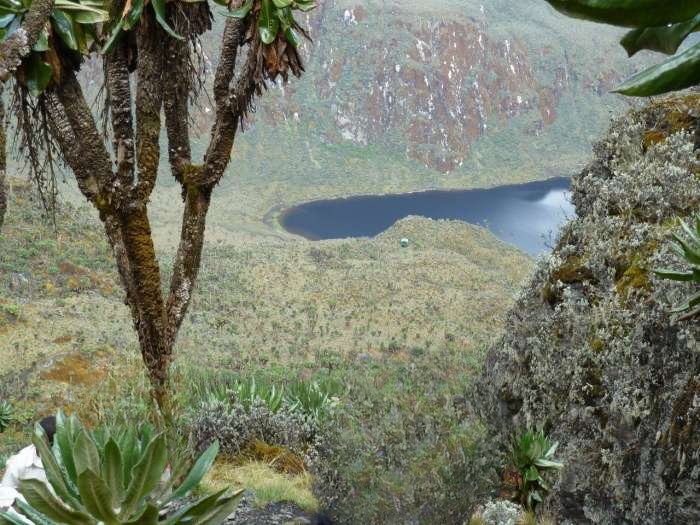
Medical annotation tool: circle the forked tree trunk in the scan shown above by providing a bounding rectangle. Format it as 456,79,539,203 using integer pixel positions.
39,9,261,414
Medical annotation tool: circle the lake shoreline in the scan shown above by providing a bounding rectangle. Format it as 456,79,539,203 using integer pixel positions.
273,176,573,255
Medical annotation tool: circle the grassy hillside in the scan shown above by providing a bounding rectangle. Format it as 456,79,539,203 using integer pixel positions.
0,181,532,520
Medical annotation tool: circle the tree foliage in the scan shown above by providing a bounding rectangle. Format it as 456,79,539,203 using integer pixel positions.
545,0,700,96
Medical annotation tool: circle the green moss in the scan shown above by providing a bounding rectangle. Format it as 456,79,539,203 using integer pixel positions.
615,263,650,298
589,337,605,353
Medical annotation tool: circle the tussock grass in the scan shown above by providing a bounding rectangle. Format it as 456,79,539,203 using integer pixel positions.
203,459,318,512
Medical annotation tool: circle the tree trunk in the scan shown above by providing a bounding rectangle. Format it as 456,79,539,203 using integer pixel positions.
0,85,6,232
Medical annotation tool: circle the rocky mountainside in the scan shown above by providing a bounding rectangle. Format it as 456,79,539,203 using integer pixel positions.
478,96,700,524
198,0,643,220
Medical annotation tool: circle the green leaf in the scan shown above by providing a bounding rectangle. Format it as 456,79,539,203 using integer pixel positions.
73,429,101,476
672,289,700,312
14,500,59,525
0,510,38,525
674,232,700,265
32,424,82,509
534,458,564,469
55,0,109,23
18,479,92,525
123,0,145,30
164,488,242,525
227,0,253,18
190,489,244,525
18,502,60,525
72,9,109,24
101,24,123,54
621,14,700,57
24,54,53,97
51,9,78,50
615,42,700,96
32,27,49,51
294,0,315,12
151,0,183,40
169,441,220,501
525,465,540,481
120,434,168,519
54,411,78,487
258,0,279,44
681,219,700,244
654,269,696,282
103,438,125,506
544,0,700,28
0,11,15,28
124,504,159,525
272,0,292,7
283,24,300,47
77,469,119,523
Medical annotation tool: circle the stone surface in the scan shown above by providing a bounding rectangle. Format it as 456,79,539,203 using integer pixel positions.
478,97,700,524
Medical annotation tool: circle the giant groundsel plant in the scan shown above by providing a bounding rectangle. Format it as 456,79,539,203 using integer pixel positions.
545,0,700,96
0,412,242,524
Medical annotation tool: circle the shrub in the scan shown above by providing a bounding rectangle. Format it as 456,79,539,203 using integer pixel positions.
655,216,700,320
190,398,320,458
511,430,563,510
310,406,500,525
0,412,242,525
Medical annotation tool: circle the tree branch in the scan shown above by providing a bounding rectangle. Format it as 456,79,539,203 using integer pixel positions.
165,184,211,336
212,16,245,107
47,72,112,205
0,84,6,231
105,41,136,195
0,0,54,82
163,37,192,184
133,14,165,202
202,37,260,187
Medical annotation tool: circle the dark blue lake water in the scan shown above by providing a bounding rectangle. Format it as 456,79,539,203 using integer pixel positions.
280,177,574,256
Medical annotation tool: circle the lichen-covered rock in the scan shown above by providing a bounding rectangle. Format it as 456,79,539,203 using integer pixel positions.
480,499,523,525
478,96,700,524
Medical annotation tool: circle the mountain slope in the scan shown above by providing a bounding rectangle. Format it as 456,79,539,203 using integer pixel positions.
198,0,642,231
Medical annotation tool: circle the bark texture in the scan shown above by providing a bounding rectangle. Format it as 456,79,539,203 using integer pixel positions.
0,85,6,232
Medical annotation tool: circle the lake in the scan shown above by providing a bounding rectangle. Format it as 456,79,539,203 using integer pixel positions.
279,177,574,256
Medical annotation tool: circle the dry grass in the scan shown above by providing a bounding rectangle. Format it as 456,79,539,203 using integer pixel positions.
203,459,318,512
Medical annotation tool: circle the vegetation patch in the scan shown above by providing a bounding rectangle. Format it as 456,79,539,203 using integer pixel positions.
203,459,318,512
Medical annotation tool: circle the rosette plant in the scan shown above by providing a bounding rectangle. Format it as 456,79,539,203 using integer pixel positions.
544,1,700,96
655,216,700,320
0,0,315,410
0,412,242,524
512,430,564,510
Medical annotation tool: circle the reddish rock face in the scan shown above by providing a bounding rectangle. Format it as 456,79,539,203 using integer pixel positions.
201,1,630,175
